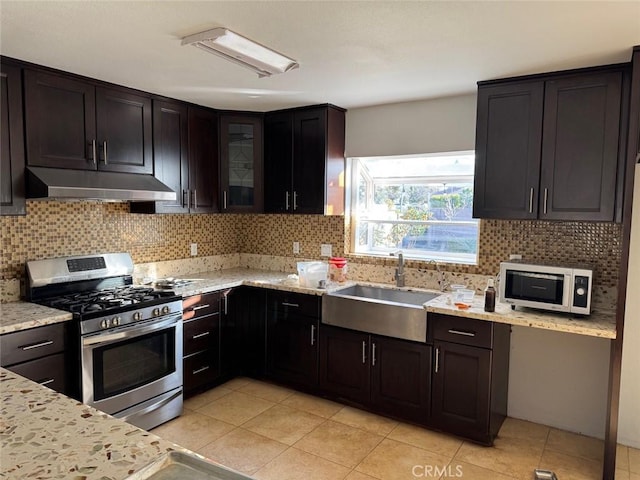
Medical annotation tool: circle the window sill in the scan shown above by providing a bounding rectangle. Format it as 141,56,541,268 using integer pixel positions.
345,252,478,268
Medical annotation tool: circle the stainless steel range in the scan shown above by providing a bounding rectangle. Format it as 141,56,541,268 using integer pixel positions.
26,253,183,431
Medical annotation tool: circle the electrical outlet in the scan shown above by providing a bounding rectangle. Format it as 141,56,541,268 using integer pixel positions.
320,244,332,257
190,243,198,256
293,241,300,254
509,254,522,260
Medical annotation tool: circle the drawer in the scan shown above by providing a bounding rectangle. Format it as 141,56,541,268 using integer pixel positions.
430,313,493,348
7,353,67,393
1,323,66,366
183,350,219,393
183,315,219,356
183,291,220,321
267,290,320,318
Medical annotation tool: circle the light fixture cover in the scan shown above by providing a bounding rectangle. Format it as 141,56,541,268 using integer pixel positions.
181,27,299,77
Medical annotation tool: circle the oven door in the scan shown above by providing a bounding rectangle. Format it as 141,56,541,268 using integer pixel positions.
81,314,183,416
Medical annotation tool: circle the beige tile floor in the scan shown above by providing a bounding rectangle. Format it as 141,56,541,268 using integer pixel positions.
152,377,640,480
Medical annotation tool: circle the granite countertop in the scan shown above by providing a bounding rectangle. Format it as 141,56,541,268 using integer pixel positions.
0,302,73,335
423,292,617,339
0,367,183,479
0,267,616,339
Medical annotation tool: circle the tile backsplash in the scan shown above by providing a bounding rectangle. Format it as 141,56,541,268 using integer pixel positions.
0,201,622,299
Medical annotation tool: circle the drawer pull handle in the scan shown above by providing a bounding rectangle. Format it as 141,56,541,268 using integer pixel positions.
435,347,440,373
192,332,210,339
192,366,210,375
191,304,211,311
21,340,54,351
447,329,476,337
39,378,55,386
282,302,299,308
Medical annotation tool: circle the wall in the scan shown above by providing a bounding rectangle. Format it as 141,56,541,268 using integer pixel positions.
618,165,640,448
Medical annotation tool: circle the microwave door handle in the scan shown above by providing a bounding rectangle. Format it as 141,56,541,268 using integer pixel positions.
563,274,572,307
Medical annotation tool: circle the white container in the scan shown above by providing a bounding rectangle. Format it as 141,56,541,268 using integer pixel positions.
453,288,475,304
297,261,328,288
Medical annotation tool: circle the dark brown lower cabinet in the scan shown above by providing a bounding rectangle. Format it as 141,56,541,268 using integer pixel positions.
182,291,221,397
429,313,511,445
319,324,431,423
266,291,320,389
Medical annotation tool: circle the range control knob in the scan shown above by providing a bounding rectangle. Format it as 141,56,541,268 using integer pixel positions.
152,307,161,317
111,316,120,327
100,319,109,329
133,312,142,322
161,306,170,315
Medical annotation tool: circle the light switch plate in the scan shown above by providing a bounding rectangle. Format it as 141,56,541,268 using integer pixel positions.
190,243,198,256
293,242,300,254
320,244,332,257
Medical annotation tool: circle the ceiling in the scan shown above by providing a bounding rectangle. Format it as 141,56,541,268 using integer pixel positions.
1,1,639,112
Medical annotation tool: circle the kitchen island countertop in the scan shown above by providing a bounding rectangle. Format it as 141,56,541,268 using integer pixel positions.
0,301,73,335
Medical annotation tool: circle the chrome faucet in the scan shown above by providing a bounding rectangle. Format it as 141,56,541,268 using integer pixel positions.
427,259,450,292
391,251,405,287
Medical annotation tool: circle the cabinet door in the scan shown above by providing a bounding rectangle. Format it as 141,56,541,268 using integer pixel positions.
188,106,219,213
431,341,491,443
24,69,97,170
473,81,543,219
370,336,430,424
292,108,326,214
266,311,318,388
228,287,266,378
264,111,293,213
220,114,263,212
0,63,26,215
152,100,189,213
540,72,622,221
96,87,153,174
319,325,370,405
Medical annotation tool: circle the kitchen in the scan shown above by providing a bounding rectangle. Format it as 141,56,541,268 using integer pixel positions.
1,2,640,480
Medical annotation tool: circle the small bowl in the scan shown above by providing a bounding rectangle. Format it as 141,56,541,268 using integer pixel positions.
453,288,475,304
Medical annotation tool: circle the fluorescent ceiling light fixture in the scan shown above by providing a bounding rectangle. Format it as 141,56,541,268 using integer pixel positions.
182,27,299,78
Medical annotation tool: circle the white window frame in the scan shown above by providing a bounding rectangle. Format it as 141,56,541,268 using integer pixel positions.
348,151,478,265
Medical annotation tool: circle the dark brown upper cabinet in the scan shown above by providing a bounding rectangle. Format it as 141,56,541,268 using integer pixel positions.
188,106,219,213
474,67,626,222
0,62,26,215
24,69,152,174
219,114,263,213
264,105,345,215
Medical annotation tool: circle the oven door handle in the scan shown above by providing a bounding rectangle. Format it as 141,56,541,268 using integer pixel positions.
82,315,181,347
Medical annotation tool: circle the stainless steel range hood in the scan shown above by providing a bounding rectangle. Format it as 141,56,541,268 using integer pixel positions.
26,167,177,202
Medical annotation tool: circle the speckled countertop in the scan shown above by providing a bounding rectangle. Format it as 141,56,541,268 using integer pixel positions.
0,302,73,335
0,267,615,339
423,293,617,339
0,367,185,479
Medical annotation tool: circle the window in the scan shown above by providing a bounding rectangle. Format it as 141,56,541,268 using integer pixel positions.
349,151,478,264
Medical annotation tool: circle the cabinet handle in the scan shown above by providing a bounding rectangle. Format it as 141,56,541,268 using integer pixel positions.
293,191,298,211
285,191,290,211
223,191,227,210
102,141,108,164
192,366,210,375
529,187,534,214
186,189,191,209
91,139,97,165
543,188,548,215
372,342,376,367
281,302,299,308
310,325,316,346
20,340,54,351
224,293,229,315
447,329,476,337
435,347,440,373
192,331,210,339
362,341,367,364
192,189,198,209
182,189,188,208
39,378,55,386
191,304,210,311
